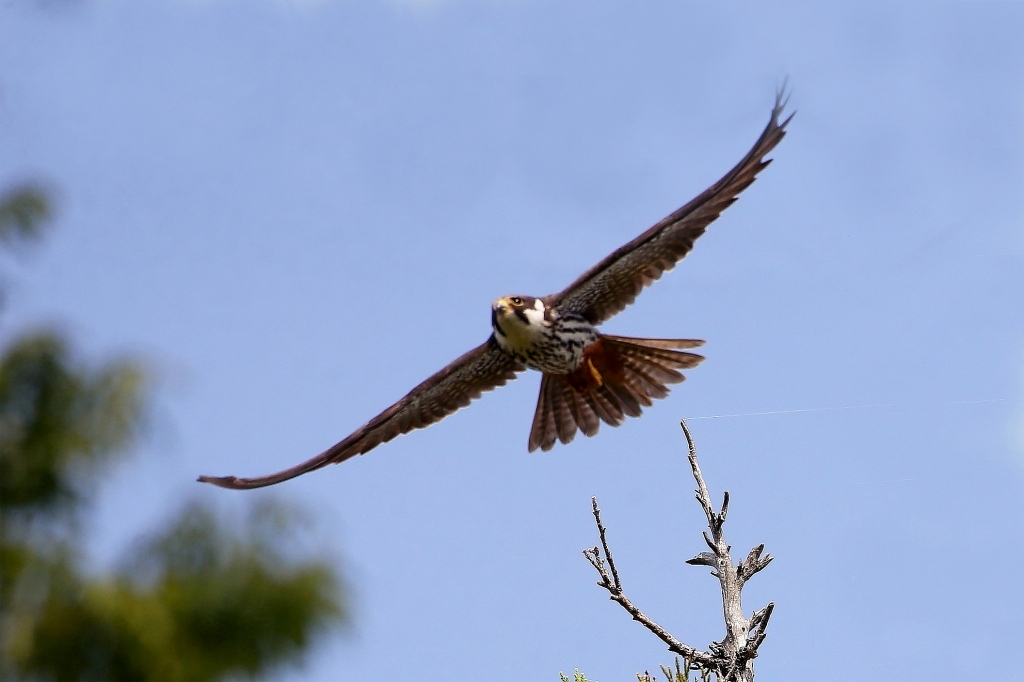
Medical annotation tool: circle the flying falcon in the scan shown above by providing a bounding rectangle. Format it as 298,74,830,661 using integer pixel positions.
199,94,791,490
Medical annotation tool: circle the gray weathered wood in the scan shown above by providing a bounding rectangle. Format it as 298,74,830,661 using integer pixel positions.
582,420,775,681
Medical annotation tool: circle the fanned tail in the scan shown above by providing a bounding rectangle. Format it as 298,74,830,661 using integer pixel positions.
527,335,704,452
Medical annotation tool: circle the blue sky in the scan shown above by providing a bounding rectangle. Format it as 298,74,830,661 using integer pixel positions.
2,1,1023,679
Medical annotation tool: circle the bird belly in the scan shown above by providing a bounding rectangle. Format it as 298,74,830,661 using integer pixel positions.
517,319,598,375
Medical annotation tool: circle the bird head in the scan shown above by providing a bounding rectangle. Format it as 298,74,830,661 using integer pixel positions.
492,295,548,347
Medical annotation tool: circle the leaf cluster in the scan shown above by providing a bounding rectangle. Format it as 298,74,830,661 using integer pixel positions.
1,333,145,517
0,184,50,246
6,502,344,681
0,182,346,681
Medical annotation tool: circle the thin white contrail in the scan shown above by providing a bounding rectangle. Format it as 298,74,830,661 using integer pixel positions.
681,398,1010,421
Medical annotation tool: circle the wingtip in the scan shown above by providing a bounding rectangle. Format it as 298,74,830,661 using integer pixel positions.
773,80,796,127
197,474,246,490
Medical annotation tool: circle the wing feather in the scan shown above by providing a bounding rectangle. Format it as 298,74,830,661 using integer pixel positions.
199,338,523,489
548,92,792,325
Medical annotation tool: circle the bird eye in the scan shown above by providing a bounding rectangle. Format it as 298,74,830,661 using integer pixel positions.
510,297,523,306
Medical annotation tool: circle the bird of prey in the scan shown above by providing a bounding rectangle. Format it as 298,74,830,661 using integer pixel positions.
199,93,791,490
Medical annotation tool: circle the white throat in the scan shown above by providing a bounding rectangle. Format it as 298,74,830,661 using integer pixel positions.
496,299,549,352
522,298,547,326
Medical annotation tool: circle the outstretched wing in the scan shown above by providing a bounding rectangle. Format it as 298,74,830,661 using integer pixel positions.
548,92,792,325
199,338,524,489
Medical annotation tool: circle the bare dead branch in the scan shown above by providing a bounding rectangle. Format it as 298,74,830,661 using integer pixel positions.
580,421,776,681
737,544,773,586
591,497,621,590
687,551,717,568
584,499,718,670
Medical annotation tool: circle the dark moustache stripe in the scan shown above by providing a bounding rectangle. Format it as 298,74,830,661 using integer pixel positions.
491,309,507,337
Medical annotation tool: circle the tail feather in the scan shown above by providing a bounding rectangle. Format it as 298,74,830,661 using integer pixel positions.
528,375,556,451
586,385,623,426
527,335,705,451
568,386,601,437
617,350,688,398
603,335,704,351
552,379,578,445
621,360,671,400
605,380,646,414
529,374,586,451
611,344,704,371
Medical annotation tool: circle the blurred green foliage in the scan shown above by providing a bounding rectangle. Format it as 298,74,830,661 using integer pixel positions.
0,184,50,246
0,185,346,680
1,334,146,515
559,670,593,682
5,501,344,681
637,657,717,682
